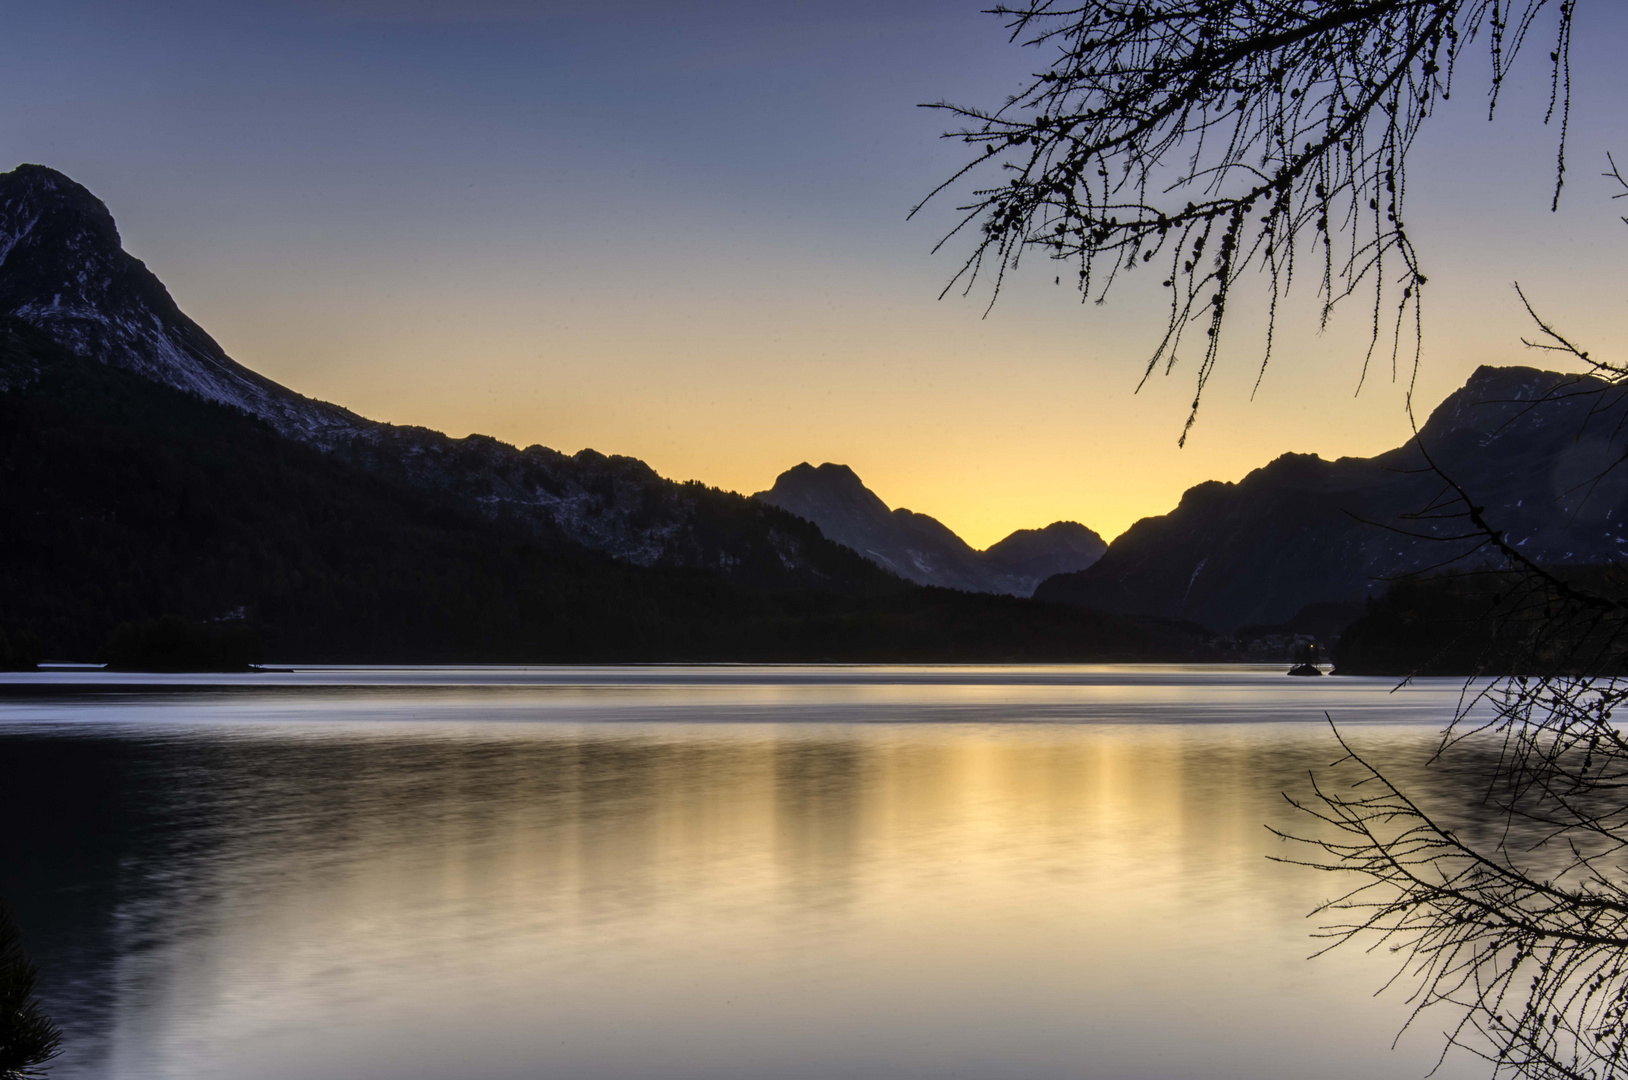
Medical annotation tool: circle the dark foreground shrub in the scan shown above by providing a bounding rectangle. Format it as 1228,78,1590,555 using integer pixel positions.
0,902,60,1080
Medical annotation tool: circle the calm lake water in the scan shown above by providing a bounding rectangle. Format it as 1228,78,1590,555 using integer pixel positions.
0,665,1494,1080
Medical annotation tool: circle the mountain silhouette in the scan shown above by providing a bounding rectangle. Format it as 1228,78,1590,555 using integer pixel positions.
0,163,1212,663
754,462,1105,595
1037,366,1628,629
0,164,889,591
0,164,363,438
11,162,1614,650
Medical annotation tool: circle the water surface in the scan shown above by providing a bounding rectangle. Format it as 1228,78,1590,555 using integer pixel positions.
0,665,1490,1079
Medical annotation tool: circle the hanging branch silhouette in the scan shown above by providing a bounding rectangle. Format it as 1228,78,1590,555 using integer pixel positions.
1274,256,1628,1078
916,0,1575,442
0,901,61,1080
923,5,1628,1078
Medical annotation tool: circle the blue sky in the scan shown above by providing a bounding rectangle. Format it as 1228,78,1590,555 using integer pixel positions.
4,1,1625,543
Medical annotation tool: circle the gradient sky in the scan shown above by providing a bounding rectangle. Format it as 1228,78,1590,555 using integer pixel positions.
5,0,1626,545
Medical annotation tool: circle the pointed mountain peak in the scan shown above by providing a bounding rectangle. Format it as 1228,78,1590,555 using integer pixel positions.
980,521,1107,590
0,164,119,244
755,462,1105,596
757,462,893,517
0,163,361,441
984,520,1106,560
1450,364,1592,408
772,461,872,494
1415,364,1611,446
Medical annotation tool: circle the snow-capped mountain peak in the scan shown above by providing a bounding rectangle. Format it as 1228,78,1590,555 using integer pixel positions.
0,164,363,441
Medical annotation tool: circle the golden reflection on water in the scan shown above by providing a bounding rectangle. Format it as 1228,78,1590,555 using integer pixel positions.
3,718,1481,1080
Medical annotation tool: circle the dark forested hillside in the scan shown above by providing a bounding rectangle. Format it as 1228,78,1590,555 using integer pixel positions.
0,320,1208,664
1332,567,1628,677
0,164,933,590
1037,367,1628,630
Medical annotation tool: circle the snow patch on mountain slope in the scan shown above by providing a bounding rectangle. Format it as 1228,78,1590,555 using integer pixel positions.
0,165,890,588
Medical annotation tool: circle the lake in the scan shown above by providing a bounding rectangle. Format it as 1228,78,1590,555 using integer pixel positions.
0,665,1492,1080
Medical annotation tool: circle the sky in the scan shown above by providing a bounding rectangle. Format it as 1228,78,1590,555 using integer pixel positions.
4,0,1627,546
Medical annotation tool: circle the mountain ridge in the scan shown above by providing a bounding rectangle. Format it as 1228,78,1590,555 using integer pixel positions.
9,161,1615,644
0,315,1215,663
1036,364,1628,630
0,164,890,590
753,462,1105,596
0,163,365,439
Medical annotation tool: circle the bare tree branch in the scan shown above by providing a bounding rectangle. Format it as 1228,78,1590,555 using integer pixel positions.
921,0,1577,441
